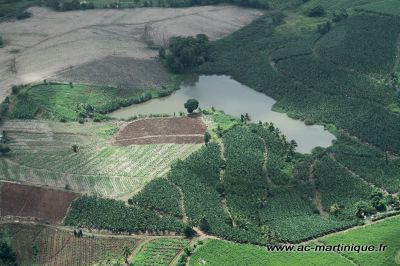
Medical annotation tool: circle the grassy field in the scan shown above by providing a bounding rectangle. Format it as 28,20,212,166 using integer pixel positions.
9,81,178,121
132,238,189,265
190,216,400,266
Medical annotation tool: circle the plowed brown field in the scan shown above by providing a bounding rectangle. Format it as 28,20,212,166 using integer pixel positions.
0,182,78,224
113,117,207,145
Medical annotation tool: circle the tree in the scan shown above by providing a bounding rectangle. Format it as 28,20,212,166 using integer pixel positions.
354,201,375,218
244,113,251,123
184,99,199,114
199,217,210,232
122,245,131,264
329,203,341,215
184,226,196,238
0,144,10,155
204,132,211,144
307,6,325,17
72,144,79,153
0,239,17,266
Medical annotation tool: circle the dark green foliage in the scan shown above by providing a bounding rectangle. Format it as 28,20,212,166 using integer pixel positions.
0,234,17,266
0,0,38,21
315,156,373,219
44,0,95,11
198,14,400,154
354,201,375,218
162,34,209,73
329,135,400,193
0,145,11,155
184,226,196,238
332,9,348,23
16,10,31,20
0,36,3,47
64,196,185,234
129,178,182,217
317,21,331,35
317,14,400,75
9,93,38,119
204,132,211,144
306,6,325,17
184,98,199,114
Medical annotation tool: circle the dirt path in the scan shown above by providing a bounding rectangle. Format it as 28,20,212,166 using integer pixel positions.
327,153,392,196
259,137,276,188
390,33,400,91
309,159,328,216
218,141,236,227
169,180,188,223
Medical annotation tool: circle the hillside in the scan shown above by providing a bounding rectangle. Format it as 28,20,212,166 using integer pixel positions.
0,0,399,265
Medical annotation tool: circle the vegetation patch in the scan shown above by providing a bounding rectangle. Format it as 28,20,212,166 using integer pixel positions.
132,238,188,265
0,223,138,265
65,196,185,234
8,81,178,121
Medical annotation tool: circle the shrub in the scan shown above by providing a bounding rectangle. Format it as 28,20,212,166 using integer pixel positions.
307,6,325,17
16,11,32,20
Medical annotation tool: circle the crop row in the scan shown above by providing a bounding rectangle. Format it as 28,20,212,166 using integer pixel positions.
199,13,400,153
3,223,139,266
132,238,188,266
130,178,183,217
64,196,185,234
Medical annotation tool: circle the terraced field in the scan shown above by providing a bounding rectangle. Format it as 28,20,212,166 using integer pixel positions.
0,120,202,198
0,223,139,266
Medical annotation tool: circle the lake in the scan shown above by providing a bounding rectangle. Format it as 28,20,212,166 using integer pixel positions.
110,75,336,153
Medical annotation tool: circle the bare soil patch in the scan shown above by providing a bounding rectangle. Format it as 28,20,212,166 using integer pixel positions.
113,117,207,145
0,6,263,101
0,182,78,224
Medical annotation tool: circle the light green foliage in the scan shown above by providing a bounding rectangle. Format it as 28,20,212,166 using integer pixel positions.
0,121,201,197
132,239,188,265
190,239,351,266
320,216,400,266
9,83,170,121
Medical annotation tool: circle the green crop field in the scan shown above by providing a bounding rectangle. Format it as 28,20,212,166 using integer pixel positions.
357,0,400,16
190,216,400,266
0,120,201,198
132,238,188,265
9,81,177,121
1,0,400,264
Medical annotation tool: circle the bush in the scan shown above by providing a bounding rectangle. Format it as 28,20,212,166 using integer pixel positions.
317,21,332,35
16,11,32,20
307,6,325,17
